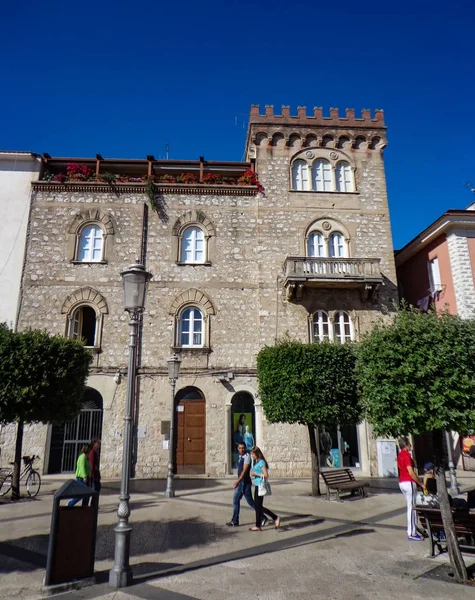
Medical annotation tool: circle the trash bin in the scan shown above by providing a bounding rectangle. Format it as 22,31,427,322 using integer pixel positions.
43,479,98,593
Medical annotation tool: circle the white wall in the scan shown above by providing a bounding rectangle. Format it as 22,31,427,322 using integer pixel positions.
0,153,41,326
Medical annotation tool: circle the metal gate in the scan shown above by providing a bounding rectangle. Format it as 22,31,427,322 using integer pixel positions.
60,388,103,473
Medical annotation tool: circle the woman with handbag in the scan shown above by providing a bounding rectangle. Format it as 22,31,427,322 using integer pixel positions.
249,446,281,532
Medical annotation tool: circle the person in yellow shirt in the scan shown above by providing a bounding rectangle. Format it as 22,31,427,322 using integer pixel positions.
68,444,91,507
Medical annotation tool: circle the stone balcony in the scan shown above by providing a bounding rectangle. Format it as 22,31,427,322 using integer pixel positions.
283,256,383,301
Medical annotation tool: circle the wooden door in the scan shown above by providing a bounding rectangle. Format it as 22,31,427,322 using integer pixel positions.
176,400,206,474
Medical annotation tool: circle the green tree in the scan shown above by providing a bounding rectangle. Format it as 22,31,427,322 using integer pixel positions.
356,307,475,582
0,324,92,500
257,339,361,496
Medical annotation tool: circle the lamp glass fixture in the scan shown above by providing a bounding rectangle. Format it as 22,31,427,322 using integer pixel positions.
167,353,181,380
121,262,152,312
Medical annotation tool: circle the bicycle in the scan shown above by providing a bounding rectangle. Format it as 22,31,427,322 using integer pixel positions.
0,455,42,498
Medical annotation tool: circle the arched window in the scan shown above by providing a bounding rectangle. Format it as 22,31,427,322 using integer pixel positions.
329,232,346,258
70,305,97,347
307,231,326,257
312,160,333,192
291,160,309,191
179,307,204,347
181,226,205,264
78,225,104,262
333,312,353,344
312,311,354,344
313,311,331,342
335,161,353,192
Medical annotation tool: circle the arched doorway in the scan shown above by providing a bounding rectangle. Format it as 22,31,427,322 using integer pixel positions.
175,386,206,474
47,387,103,474
230,392,255,470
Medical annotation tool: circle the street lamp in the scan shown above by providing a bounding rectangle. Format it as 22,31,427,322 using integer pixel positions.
165,353,181,498
109,262,152,589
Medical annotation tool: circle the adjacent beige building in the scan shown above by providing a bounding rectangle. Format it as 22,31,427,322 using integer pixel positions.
0,105,398,479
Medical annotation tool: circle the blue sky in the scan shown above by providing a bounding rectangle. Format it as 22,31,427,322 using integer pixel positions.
2,0,474,249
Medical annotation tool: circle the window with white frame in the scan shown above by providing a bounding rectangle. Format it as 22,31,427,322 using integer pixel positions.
313,310,354,344
335,161,354,192
312,160,333,192
181,226,205,264
428,257,442,292
291,156,355,192
307,231,326,257
291,160,309,191
333,311,352,344
70,305,97,347
78,224,104,262
179,307,204,347
313,311,331,341
307,230,347,258
328,232,346,258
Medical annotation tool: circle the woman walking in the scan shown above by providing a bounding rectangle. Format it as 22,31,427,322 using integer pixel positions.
68,444,91,507
249,446,281,532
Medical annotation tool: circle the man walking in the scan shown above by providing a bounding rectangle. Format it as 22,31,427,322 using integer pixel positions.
227,442,266,527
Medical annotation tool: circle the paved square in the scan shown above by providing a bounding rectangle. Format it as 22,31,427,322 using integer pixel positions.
1,474,474,599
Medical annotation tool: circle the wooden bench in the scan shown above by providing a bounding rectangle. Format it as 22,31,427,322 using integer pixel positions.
416,507,475,557
320,468,370,501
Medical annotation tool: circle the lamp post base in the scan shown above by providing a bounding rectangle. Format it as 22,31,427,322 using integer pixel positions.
109,520,133,588
109,567,133,589
165,488,175,498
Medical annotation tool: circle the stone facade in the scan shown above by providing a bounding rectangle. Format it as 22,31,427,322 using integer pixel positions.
1,106,398,479
447,231,475,319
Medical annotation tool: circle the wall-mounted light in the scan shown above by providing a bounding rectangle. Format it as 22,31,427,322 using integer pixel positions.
114,371,122,385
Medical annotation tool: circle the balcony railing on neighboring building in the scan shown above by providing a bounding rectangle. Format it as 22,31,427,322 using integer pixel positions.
283,256,383,301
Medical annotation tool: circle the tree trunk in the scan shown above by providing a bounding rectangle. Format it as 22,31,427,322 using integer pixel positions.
308,424,321,496
12,420,24,501
433,430,467,582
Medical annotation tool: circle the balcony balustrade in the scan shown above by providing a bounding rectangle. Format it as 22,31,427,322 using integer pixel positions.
283,256,383,301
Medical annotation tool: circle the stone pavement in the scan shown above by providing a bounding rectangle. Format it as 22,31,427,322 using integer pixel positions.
1,473,475,600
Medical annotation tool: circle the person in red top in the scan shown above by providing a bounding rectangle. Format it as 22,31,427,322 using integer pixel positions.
398,437,424,541
88,439,101,499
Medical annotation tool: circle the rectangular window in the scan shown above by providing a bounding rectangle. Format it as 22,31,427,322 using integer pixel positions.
428,258,442,292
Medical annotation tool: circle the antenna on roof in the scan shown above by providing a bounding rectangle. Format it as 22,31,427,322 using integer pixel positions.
235,114,247,129
165,144,169,160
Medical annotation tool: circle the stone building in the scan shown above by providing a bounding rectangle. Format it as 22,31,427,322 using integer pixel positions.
1,105,398,479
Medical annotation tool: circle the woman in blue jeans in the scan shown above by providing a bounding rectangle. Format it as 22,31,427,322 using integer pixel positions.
249,446,281,532
68,444,91,507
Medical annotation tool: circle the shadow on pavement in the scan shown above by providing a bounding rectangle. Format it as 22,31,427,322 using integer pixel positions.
0,517,233,574
101,478,222,496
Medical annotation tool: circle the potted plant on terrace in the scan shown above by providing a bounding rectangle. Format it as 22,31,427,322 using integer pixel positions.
66,163,94,181
160,174,177,183
237,169,263,192
176,172,198,184
99,172,117,184
202,173,222,185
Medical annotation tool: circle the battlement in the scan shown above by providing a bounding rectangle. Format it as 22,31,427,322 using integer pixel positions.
249,105,385,128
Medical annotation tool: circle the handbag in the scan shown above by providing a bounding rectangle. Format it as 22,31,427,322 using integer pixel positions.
258,478,272,497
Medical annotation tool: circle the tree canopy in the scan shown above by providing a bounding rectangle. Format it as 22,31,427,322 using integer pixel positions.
257,339,361,428
0,323,93,425
356,308,475,437
356,307,475,582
